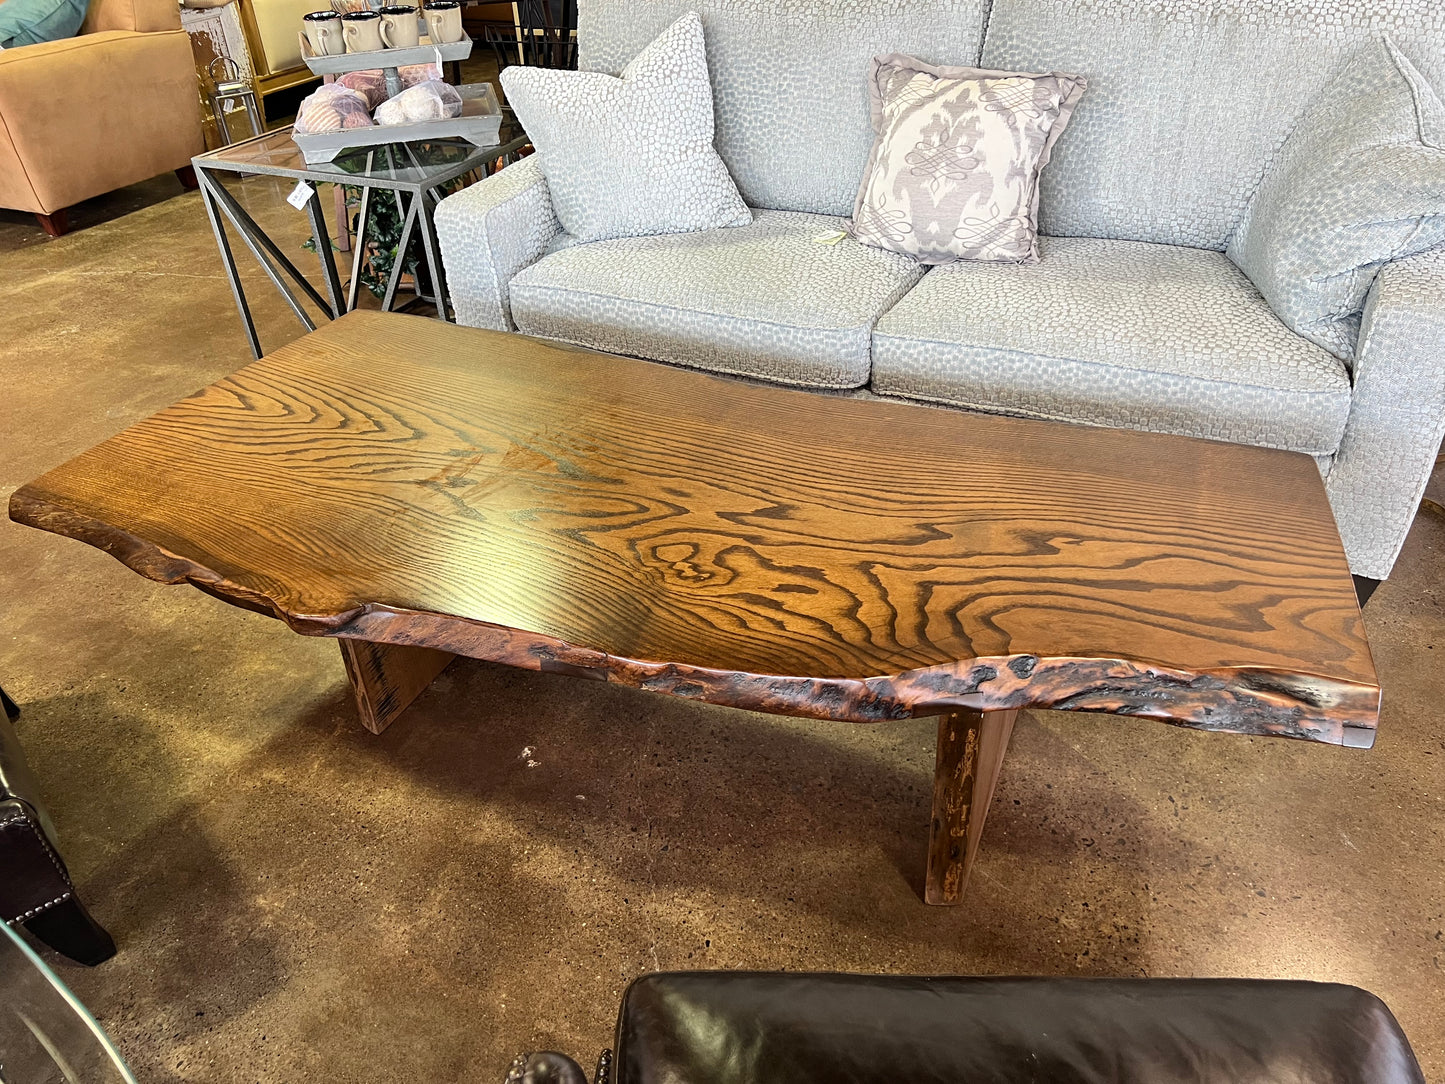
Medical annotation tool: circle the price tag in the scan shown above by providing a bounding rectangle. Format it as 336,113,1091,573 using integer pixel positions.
286,180,316,210
812,230,848,245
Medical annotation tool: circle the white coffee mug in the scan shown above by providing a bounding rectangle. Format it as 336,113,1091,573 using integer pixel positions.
423,1,463,44
341,10,384,52
379,5,419,48
302,10,345,55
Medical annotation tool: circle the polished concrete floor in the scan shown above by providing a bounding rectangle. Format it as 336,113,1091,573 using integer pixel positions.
2,169,1444,1083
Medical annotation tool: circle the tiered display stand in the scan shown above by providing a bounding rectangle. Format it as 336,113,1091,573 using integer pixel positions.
292,37,504,164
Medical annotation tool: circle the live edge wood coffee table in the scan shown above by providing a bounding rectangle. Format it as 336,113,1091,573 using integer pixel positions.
9,311,1379,905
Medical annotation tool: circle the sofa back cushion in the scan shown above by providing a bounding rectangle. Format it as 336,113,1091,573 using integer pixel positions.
82,0,180,34
577,0,990,217
981,0,1445,250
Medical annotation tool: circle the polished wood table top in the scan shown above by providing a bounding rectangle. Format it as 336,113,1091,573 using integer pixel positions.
9,311,1378,746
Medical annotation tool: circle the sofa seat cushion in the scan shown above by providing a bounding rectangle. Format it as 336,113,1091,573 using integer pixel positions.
871,236,1353,455
510,208,925,389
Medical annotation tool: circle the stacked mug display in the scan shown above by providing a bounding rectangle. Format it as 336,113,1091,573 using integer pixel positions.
423,2,464,44
302,1,464,56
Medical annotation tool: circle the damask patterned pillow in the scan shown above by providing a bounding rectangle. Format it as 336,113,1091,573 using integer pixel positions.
1227,37,1445,361
499,12,750,244
850,54,1086,264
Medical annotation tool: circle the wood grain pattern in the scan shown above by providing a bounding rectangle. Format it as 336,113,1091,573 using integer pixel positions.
926,709,1016,905
338,640,455,734
8,310,1378,745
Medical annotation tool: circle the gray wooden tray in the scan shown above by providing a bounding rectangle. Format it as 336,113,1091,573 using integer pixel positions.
291,82,503,164
300,36,472,76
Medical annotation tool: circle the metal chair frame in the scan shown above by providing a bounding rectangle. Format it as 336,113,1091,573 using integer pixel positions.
485,0,577,71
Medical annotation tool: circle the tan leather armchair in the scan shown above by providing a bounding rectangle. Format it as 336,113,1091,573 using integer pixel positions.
0,0,204,236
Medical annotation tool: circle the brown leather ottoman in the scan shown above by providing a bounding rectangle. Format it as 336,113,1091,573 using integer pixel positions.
509,972,1424,1084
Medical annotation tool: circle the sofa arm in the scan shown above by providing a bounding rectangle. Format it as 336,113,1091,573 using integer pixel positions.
0,29,203,214
1325,247,1445,580
436,156,561,332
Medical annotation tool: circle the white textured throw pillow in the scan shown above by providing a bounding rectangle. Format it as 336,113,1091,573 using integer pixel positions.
1227,37,1445,361
500,12,750,243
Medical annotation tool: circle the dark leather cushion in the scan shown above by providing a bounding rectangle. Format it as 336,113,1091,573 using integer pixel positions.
614,973,1423,1084
0,797,74,923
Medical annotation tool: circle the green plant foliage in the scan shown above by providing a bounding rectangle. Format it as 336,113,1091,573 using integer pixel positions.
299,141,481,300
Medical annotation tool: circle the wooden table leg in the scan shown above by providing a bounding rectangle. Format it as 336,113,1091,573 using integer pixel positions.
925,707,1017,905
339,640,455,734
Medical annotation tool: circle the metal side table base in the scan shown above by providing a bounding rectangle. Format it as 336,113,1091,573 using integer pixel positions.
193,128,526,358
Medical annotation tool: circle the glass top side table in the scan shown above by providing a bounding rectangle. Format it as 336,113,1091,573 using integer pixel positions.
193,126,527,359
0,922,135,1084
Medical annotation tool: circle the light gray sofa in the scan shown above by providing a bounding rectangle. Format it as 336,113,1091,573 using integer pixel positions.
436,0,1445,583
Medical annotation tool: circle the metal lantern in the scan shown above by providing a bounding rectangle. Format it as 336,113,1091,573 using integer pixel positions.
207,56,264,144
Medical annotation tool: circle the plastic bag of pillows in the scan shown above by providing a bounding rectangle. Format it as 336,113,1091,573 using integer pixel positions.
374,80,461,126
294,84,375,133
336,63,440,109
336,70,388,110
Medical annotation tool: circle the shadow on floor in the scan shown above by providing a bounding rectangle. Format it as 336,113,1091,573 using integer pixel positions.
34,654,1155,962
